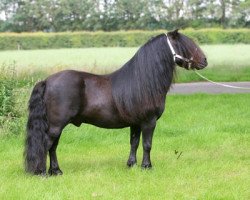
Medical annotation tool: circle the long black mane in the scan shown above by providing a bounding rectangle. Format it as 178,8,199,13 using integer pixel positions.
111,34,175,121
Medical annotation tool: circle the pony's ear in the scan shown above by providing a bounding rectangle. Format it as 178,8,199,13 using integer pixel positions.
168,29,179,39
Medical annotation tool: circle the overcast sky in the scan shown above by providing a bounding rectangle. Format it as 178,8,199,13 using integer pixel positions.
0,12,6,20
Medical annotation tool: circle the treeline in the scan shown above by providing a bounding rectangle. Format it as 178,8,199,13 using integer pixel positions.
0,29,249,50
0,0,249,32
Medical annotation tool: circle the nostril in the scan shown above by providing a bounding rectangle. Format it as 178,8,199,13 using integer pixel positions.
204,58,207,64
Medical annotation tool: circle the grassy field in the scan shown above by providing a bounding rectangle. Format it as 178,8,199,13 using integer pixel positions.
0,44,250,82
0,93,249,199
0,43,249,199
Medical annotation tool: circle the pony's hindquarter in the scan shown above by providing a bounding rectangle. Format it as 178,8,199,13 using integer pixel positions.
25,81,48,175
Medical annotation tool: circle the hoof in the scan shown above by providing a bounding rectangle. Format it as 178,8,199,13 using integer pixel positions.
48,168,63,176
141,163,152,169
127,159,137,167
33,169,47,176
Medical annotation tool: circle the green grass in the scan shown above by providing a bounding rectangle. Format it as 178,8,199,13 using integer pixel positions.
0,44,249,199
0,94,249,199
0,44,250,82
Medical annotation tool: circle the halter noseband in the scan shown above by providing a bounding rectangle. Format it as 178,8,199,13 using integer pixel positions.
165,33,193,69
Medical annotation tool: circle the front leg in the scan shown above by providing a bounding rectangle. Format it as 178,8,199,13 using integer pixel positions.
127,126,141,167
141,119,156,169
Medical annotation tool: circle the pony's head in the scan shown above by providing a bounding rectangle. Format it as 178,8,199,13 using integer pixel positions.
167,29,207,70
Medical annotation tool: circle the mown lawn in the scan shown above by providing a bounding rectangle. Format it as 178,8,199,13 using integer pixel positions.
0,94,249,199
0,44,250,82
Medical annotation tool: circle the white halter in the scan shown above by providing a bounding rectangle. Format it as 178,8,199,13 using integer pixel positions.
165,33,193,69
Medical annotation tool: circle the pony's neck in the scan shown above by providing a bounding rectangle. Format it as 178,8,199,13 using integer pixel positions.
112,34,176,95
110,35,175,120
129,35,175,95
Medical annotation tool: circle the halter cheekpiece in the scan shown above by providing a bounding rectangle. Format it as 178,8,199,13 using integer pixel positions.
165,33,193,69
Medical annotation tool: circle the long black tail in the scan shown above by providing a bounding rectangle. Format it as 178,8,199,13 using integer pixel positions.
25,81,48,175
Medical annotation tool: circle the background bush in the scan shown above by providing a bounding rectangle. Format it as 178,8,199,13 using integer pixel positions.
0,65,17,117
0,29,249,50
0,64,28,135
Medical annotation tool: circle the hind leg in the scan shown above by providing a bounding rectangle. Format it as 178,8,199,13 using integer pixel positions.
47,127,63,176
48,137,63,176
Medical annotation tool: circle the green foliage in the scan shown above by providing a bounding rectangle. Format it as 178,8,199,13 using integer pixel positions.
0,0,249,32
0,29,249,50
0,64,17,128
0,64,17,116
183,28,250,44
0,63,30,134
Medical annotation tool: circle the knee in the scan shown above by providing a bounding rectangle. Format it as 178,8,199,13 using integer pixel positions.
46,137,54,151
143,142,151,151
46,127,61,151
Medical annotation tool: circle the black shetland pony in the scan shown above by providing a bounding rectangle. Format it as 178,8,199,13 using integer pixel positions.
25,30,207,175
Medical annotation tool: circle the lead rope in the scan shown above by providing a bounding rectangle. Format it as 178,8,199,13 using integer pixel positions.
194,70,250,90
165,33,250,90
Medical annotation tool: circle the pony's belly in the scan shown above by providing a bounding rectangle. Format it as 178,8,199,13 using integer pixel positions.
79,104,129,128
83,119,129,129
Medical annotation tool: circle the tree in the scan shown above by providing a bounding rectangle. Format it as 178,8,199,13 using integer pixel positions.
0,0,249,32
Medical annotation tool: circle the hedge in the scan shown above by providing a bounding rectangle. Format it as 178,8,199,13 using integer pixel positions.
0,29,249,50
